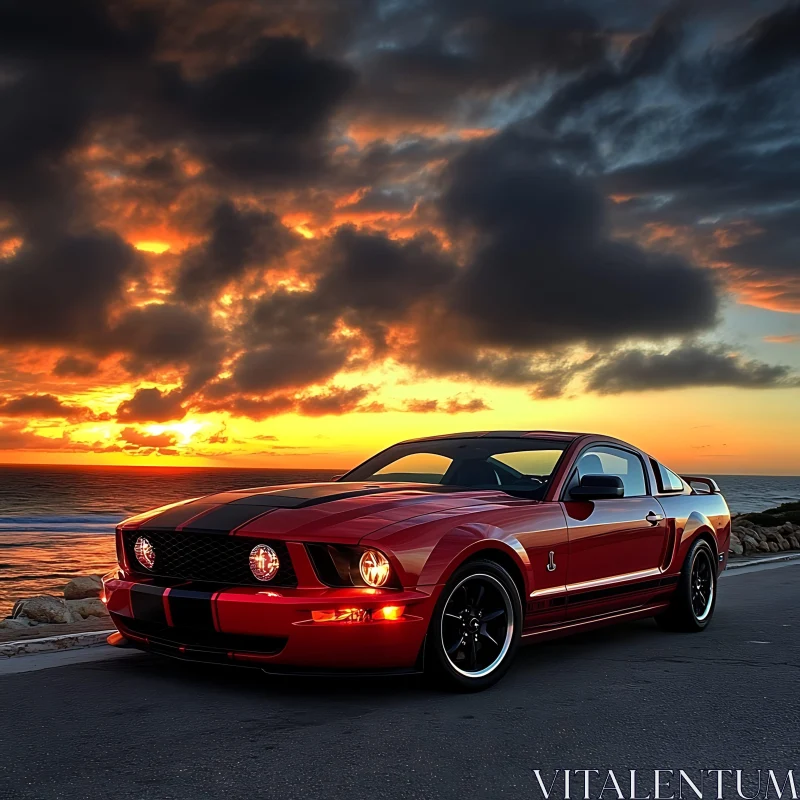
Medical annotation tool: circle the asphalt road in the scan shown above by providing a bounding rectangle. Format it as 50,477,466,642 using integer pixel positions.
1,562,798,800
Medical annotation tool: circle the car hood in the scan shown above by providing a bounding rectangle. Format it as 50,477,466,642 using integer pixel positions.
121,481,531,543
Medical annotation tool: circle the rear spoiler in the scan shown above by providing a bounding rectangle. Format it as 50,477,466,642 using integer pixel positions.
680,476,721,494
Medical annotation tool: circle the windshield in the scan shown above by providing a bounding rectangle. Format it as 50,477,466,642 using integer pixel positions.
342,437,568,498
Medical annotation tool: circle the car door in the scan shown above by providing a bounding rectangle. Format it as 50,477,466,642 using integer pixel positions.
561,444,669,621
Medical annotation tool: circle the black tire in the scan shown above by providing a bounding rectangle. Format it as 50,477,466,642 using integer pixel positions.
425,559,523,692
656,538,717,632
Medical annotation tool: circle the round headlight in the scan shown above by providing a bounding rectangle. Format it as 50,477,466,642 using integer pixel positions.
249,544,279,582
359,549,391,587
134,536,156,570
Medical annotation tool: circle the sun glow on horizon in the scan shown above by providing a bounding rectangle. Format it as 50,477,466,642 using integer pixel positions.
134,241,171,254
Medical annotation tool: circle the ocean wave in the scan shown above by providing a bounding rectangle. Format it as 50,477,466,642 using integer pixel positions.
0,514,123,534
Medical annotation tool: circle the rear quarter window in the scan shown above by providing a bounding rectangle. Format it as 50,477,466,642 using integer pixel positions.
654,461,685,492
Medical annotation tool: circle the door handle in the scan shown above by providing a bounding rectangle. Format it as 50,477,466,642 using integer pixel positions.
646,512,664,524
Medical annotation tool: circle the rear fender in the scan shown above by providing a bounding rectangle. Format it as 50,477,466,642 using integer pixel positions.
678,511,718,565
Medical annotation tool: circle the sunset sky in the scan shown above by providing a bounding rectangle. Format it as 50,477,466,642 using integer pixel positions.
1,0,799,474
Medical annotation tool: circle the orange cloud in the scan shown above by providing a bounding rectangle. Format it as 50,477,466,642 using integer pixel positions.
764,334,800,344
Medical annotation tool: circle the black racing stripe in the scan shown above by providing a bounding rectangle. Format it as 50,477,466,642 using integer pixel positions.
167,587,215,630
130,584,167,624
227,487,391,508
180,504,274,534
568,575,676,607
138,502,218,531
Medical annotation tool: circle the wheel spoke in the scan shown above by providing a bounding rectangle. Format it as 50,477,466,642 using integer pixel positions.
472,584,485,608
446,638,463,656
468,637,478,669
480,624,499,647
481,608,505,622
444,612,462,621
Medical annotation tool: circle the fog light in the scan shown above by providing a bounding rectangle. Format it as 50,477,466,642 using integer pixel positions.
134,536,155,570
373,605,405,621
359,549,390,587
312,608,370,623
249,544,279,582
310,605,406,623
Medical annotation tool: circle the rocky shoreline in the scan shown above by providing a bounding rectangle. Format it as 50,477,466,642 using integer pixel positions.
1,500,798,640
729,500,800,555
0,574,109,634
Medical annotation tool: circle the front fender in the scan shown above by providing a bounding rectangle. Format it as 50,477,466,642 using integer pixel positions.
414,522,531,593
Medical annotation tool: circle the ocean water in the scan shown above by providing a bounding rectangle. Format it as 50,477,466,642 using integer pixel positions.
0,465,798,615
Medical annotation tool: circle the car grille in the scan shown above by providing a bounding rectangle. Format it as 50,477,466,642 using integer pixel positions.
121,530,296,587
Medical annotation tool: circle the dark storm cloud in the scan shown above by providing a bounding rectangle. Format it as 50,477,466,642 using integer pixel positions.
53,356,99,378
586,345,800,394
717,211,800,276
0,393,102,421
605,140,800,219
230,341,352,395
437,127,719,349
220,227,455,397
720,3,800,88
351,0,607,125
0,1,355,239
108,303,217,372
0,0,156,231
0,233,140,347
116,387,187,423
175,203,296,302
195,385,380,420
153,36,355,183
539,7,685,126
404,397,490,413
315,227,455,333
295,386,375,417
119,426,178,450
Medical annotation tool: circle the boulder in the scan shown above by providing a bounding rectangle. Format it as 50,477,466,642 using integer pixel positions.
788,535,800,550
757,540,771,553
12,595,80,624
780,539,791,551
66,598,109,619
741,535,759,554
736,519,755,528
778,522,795,537
729,540,744,556
768,541,780,553
0,617,32,629
63,575,102,600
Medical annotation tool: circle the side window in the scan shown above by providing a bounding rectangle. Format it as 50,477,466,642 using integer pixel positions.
575,445,648,498
654,461,685,492
373,453,452,483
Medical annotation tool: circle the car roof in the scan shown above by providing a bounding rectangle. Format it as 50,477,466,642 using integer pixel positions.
398,430,588,445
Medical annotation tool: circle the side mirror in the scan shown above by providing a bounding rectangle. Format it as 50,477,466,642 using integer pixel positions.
569,474,624,500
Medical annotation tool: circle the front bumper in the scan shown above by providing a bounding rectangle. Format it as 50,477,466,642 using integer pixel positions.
103,574,436,671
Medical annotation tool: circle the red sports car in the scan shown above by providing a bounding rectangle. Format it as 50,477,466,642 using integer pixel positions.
104,431,731,690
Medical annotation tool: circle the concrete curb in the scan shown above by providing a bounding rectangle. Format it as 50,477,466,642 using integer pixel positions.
726,552,800,570
0,630,115,659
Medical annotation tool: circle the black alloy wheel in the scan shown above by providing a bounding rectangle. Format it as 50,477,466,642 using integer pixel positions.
656,538,718,632
690,547,714,621
426,559,522,691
